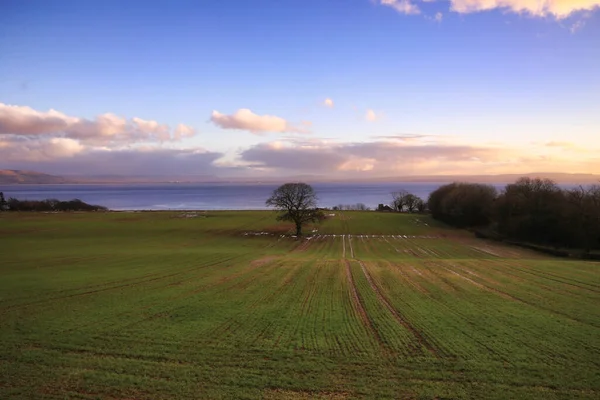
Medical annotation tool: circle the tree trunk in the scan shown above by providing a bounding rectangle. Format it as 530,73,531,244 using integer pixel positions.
295,222,302,237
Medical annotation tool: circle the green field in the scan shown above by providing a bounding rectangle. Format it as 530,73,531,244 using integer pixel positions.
1,211,599,399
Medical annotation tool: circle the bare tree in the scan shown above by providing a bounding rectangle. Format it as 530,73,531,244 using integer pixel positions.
391,190,409,212
266,183,321,236
404,193,421,213
391,190,424,213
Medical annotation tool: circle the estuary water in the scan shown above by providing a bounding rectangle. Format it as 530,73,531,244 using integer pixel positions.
0,182,505,211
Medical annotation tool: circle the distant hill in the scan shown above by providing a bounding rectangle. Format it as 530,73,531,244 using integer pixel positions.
350,173,600,185
1,169,598,185
0,170,69,184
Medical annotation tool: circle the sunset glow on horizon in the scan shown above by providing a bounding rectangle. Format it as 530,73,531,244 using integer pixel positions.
1,0,599,178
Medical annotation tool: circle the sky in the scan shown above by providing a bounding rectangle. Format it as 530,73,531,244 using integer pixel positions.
1,0,599,179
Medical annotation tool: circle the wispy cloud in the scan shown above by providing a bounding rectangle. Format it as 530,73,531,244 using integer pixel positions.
365,109,381,122
323,98,334,108
210,108,309,134
372,134,434,141
570,19,587,33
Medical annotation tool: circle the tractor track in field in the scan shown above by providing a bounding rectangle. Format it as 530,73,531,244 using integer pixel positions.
389,261,514,362
5,214,295,315
344,260,389,354
340,224,440,357
0,262,227,312
347,235,355,259
427,261,598,361
58,255,253,334
166,255,282,303
25,228,289,330
2,214,282,311
501,260,600,293
356,260,440,358
433,261,599,328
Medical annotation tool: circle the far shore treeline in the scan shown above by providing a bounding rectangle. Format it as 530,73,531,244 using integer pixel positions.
0,193,106,212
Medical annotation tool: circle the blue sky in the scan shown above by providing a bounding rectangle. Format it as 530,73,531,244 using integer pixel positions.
1,0,599,178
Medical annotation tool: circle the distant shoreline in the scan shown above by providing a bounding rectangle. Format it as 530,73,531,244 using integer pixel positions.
2,169,599,185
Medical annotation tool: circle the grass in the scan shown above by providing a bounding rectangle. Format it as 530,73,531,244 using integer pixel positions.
0,210,599,399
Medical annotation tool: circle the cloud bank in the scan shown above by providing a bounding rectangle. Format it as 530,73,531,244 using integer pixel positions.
2,102,598,178
240,139,503,175
0,142,224,176
378,0,600,18
210,108,309,134
239,137,600,176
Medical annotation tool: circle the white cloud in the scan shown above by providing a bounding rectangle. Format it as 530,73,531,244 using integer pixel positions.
324,98,334,108
0,102,197,145
434,12,443,22
210,108,308,134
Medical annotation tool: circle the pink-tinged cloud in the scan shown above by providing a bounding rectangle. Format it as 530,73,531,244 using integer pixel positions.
0,103,197,144
323,98,334,108
377,0,600,18
0,104,74,135
210,109,309,134
545,141,576,148
0,136,85,162
0,136,225,176
450,0,600,18
380,0,421,15
241,140,504,173
365,109,381,122
240,139,600,176
174,124,196,140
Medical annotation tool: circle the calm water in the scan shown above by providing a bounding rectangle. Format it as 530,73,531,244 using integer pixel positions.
0,182,504,211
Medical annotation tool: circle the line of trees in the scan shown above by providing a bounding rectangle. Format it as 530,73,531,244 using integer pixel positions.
427,178,600,253
0,193,107,212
